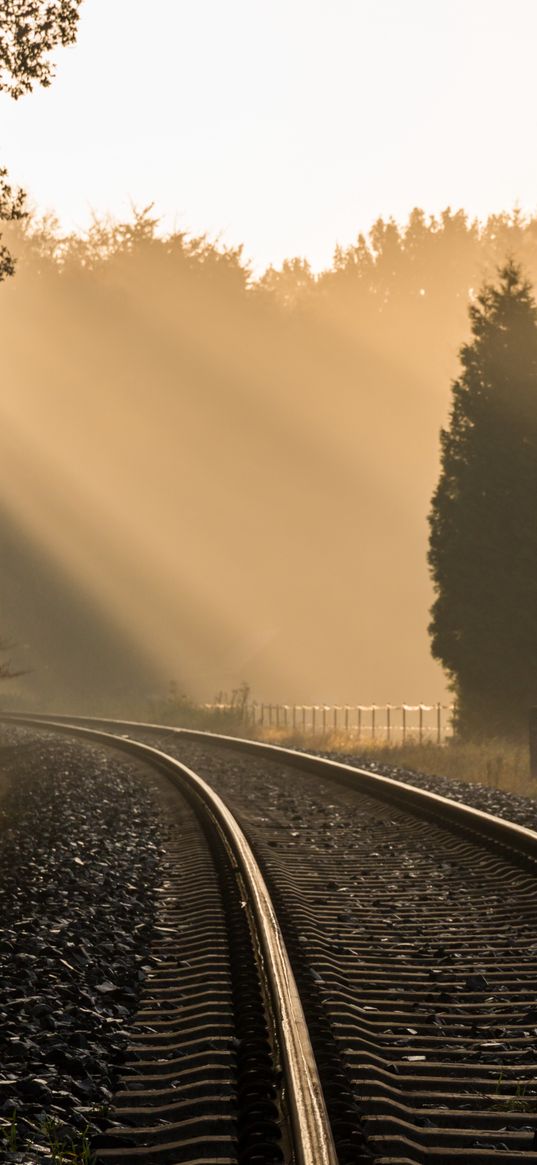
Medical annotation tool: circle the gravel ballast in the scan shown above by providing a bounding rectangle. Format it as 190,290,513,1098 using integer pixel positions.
310,747,537,830
0,726,163,1163
2,718,537,1162
136,734,537,1156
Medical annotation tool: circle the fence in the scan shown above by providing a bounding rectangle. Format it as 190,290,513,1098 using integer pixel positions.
206,701,455,744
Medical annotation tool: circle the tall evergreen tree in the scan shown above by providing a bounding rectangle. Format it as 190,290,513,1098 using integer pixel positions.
428,259,537,737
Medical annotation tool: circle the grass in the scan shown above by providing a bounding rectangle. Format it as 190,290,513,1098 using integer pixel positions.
490,1076,537,1111
1,1111,94,1163
250,727,535,798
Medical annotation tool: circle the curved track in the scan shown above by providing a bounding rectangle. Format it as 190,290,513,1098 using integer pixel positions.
2,718,336,1165
7,714,537,1163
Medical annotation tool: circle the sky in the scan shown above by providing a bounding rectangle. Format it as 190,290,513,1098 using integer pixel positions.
1,0,537,272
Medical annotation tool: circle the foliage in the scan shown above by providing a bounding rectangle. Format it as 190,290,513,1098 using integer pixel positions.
0,1,82,278
0,0,81,98
0,166,26,280
8,207,537,706
428,260,537,737
148,681,251,733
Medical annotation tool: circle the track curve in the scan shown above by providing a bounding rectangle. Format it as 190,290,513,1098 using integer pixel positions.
3,718,337,1165
7,714,537,1163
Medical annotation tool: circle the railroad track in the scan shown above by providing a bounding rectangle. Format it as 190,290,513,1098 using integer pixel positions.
7,714,537,1163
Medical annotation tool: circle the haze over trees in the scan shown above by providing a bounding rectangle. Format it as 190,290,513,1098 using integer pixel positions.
2,206,537,710
429,260,537,739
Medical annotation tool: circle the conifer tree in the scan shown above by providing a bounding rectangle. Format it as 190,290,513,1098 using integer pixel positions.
428,260,537,737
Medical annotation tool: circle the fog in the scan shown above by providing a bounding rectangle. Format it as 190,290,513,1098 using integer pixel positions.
2,207,534,711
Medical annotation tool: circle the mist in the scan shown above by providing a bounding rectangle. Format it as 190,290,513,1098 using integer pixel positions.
2,206,535,711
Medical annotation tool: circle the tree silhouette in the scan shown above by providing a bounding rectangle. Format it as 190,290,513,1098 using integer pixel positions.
428,260,537,737
0,1,82,278
0,1,81,98
0,168,26,279
8,207,537,707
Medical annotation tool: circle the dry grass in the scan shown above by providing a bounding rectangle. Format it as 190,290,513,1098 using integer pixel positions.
250,726,535,798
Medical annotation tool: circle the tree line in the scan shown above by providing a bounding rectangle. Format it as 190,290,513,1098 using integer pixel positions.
2,208,537,726
2,5,537,735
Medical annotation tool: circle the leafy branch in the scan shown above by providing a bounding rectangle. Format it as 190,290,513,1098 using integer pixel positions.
0,1,82,99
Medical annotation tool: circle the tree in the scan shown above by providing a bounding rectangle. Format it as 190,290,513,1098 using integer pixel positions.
0,4,82,686
428,259,537,738
0,167,26,278
0,1,82,277
0,1,81,98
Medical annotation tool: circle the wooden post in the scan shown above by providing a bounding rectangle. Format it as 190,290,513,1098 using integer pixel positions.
402,705,407,744
386,704,391,744
437,702,442,744
419,704,424,744
322,705,327,734
276,704,280,728
345,705,349,733
371,705,376,741
268,704,273,726
333,706,338,731
357,706,362,741
302,705,306,732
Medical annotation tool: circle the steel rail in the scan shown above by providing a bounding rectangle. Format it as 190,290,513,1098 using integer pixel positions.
9,711,537,1163
10,711,537,868
7,716,338,1165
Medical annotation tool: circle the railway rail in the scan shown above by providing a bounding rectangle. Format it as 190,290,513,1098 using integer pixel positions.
6,713,537,1163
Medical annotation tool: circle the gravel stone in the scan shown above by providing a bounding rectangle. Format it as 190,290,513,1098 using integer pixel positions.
308,747,537,830
0,726,163,1163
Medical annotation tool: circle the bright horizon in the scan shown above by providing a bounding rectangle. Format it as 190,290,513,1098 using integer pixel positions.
1,0,537,272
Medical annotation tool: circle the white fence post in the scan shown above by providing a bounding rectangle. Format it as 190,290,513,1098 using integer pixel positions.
248,701,454,743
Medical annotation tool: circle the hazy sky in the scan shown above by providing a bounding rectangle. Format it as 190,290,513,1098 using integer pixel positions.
1,0,536,271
